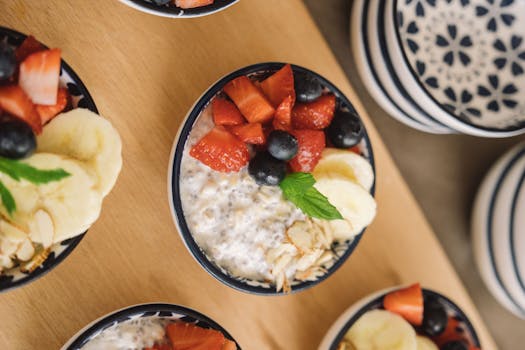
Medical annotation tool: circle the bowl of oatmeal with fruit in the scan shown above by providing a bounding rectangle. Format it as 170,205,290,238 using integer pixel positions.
168,62,376,294
119,0,238,18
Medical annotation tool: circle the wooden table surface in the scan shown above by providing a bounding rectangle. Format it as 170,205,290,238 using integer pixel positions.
0,1,497,349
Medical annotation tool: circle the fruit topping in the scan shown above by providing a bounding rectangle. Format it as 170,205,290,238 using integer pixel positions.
248,152,286,186
0,118,36,159
267,130,298,161
441,340,469,350
174,0,214,9
19,48,61,105
288,129,325,172
0,42,16,81
294,71,323,103
383,283,424,326
190,126,249,172
229,122,265,145
223,76,275,124
260,63,295,107
273,95,294,131
422,297,448,337
0,85,41,134
327,110,364,149
166,322,225,350
15,36,45,62
36,87,70,125
291,94,335,130
212,98,245,126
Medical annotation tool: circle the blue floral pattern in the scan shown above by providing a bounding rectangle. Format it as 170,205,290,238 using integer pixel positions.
406,0,436,17
398,11,420,53
435,25,473,66
477,75,518,111
493,35,525,76
475,0,515,32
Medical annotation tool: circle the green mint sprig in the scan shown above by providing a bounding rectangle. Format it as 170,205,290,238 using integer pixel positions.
279,172,343,220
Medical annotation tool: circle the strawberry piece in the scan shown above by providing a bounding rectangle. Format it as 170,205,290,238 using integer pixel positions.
223,76,275,124
222,339,237,350
292,94,336,130
145,344,172,350
212,98,245,126
15,36,45,62
260,64,295,107
175,0,214,9
432,317,471,347
383,283,424,326
36,87,69,124
272,95,293,131
0,85,41,133
166,322,225,350
288,130,325,172
190,126,249,172
229,122,265,145
19,48,61,105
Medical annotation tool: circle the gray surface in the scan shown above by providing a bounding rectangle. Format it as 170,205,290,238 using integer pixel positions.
303,0,525,348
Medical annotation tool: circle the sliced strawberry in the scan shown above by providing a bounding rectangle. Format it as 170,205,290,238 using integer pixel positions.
190,126,249,172
229,122,265,144
349,146,361,154
383,283,423,326
0,85,41,133
432,317,471,347
175,0,214,9
36,87,69,124
272,95,293,131
166,322,225,350
292,94,336,130
223,76,275,124
288,130,325,172
19,48,61,105
15,36,45,62
260,64,295,107
222,339,237,350
212,98,245,126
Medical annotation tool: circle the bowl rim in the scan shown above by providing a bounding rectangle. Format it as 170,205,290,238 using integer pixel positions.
61,303,241,350
167,62,376,295
118,0,239,18
319,286,481,350
0,25,98,293
510,161,525,294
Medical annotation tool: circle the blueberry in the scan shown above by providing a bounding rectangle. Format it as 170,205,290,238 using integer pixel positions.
267,130,298,161
422,298,448,336
294,72,323,103
327,110,364,148
441,340,468,350
0,118,36,159
248,152,286,186
0,42,16,81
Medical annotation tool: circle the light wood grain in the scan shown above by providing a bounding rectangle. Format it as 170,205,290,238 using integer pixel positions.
0,1,497,349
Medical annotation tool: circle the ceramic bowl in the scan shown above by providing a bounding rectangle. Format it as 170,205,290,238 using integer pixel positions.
391,0,525,136
119,0,238,18
511,168,525,293
61,303,241,350
318,286,481,350
168,62,375,295
0,26,97,292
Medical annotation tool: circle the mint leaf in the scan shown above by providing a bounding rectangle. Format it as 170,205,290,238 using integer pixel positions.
279,172,343,220
0,157,70,184
0,180,15,216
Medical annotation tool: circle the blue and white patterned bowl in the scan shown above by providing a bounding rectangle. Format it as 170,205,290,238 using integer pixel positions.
0,26,97,293
60,303,241,350
318,286,481,350
119,0,239,18
393,0,525,135
168,62,375,295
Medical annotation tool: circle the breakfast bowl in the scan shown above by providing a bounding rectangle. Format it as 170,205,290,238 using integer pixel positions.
0,27,122,292
61,303,241,350
319,284,481,350
119,0,239,18
168,62,376,295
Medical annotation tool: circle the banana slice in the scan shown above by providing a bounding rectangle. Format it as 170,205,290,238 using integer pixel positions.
313,148,374,191
37,108,122,197
0,153,103,243
345,309,417,350
416,336,438,350
313,177,376,239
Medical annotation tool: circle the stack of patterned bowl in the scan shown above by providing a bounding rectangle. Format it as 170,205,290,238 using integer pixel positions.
352,0,525,137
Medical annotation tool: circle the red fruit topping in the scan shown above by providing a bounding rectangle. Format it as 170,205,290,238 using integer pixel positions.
229,122,265,145
432,317,471,347
190,126,249,172
15,36,45,62
212,98,245,126
272,95,293,131
349,145,361,154
288,129,325,172
383,283,424,326
145,344,172,350
175,0,214,9
222,339,237,350
292,94,336,130
19,48,61,105
260,64,295,107
223,76,275,124
166,322,225,350
0,85,41,134
36,87,69,124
